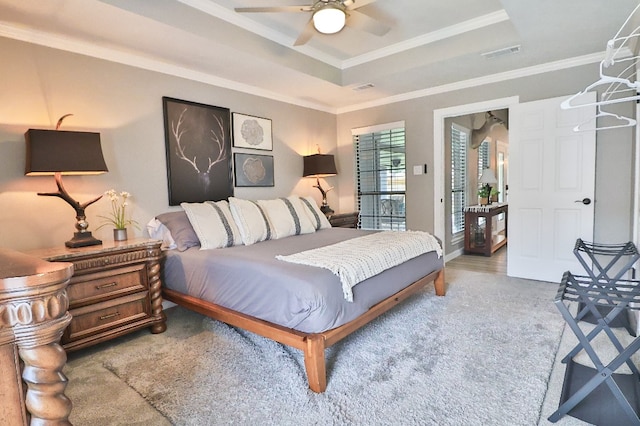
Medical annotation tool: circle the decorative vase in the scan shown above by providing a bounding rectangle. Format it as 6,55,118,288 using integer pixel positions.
113,228,128,241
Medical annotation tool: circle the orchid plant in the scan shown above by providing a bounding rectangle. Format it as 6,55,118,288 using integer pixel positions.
98,189,140,230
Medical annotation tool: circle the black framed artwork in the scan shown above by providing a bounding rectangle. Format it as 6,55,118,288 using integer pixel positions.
232,112,273,150
233,153,274,187
162,97,233,205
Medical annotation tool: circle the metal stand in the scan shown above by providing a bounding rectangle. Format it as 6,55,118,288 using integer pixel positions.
549,272,640,425
573,239,639,333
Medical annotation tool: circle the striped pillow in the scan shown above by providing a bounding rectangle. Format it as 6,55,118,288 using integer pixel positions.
180,200,242,249
228,197,272,245
299,196,332,230
257,197,316,240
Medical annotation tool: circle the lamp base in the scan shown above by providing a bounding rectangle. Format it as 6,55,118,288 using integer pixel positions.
65,232,102,248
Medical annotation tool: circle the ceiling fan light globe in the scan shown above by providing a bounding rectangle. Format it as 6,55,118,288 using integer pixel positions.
312,6,346,34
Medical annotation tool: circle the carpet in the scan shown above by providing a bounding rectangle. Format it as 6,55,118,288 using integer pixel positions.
65,268,569,425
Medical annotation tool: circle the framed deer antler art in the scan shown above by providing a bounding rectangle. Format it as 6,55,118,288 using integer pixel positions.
162,97,233,205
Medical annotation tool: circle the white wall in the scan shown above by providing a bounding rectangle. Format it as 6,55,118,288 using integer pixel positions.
0,38,337,251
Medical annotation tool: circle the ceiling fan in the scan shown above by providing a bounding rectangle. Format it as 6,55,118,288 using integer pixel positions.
235,0,390,46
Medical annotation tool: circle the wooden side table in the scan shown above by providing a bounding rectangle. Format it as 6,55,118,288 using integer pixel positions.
0,248,74,425
27,238,167,351
463,203,508,256
327,212,359,228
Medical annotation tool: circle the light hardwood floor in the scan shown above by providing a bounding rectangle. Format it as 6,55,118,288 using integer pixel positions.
445,246,507,275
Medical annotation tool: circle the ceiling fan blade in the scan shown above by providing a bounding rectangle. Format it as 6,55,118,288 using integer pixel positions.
347,9,390,36
293,17,316,46
344,0,377,10
235,6,313,13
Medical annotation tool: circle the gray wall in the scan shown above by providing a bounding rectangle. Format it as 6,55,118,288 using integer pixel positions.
337,63,635,250
0,38,337,251
0,36,634,253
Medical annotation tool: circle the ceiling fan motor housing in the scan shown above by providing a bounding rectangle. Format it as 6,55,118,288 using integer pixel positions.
313,2,348,34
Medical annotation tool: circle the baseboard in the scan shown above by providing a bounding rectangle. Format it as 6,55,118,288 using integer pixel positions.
445,248,464,263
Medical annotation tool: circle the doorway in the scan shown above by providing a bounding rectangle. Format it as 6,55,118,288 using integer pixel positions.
446,245,507,274
434,94,597,281
433,96,519,264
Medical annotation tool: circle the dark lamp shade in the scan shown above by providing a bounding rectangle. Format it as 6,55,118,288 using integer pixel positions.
25,129,108,176
303,154,337,177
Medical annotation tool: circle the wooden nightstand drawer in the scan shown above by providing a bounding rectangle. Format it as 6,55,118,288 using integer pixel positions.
27,239,167,351
64,292,150,343
328,212,359,228
67,264,147,308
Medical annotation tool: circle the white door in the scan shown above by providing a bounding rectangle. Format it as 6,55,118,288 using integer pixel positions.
508,93,596,282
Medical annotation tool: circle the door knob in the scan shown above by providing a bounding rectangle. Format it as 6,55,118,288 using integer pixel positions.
574,198,591,205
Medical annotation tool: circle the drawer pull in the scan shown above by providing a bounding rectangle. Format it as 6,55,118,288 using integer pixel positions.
96,282,118,290
99,312,120,321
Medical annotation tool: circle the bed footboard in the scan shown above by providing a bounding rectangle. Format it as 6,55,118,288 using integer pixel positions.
162,266,445,393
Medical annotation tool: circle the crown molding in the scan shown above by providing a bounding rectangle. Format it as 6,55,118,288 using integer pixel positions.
336,51,610,114
0,22,335,114
342,10,510,69
177,0,344,68
1,21,628,116
179,1,509,71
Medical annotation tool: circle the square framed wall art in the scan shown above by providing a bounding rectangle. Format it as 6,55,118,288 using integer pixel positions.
162,97,233,205
232,112,272,151
234,153,274,187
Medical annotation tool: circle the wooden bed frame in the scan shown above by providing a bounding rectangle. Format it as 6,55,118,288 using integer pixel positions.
162,266,445,393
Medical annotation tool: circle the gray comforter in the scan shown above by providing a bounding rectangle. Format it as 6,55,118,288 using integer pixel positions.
162,228,443,333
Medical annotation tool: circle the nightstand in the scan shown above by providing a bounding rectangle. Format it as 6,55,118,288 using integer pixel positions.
27,238,167,351
327,212,359,228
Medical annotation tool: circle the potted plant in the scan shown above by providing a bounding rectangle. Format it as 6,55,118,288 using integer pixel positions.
98,189,140,241
490,187,500,203
478,186,490,205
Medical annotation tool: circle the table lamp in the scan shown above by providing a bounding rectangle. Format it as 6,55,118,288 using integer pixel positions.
479,167,498,205
303,153,337,214
25,127,108,248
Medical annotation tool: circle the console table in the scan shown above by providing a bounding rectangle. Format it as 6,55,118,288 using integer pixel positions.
0,248,74,425
464,203,508,256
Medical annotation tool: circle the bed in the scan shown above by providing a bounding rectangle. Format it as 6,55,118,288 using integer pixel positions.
152,197,445,393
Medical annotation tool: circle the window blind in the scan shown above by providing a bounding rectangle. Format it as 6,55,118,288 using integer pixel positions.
451,124,467,235
354,126,406,231
478,140,490,178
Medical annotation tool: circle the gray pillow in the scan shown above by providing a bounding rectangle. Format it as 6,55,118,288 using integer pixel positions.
156,211,200,251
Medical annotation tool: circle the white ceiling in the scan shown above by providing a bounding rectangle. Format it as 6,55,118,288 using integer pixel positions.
0,0,638,113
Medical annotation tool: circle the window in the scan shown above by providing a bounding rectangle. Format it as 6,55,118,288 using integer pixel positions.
353,123,406,230
477,140,490,179
451,123,468,236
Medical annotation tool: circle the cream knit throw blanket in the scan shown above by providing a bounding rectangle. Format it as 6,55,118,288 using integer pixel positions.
276,231,442,302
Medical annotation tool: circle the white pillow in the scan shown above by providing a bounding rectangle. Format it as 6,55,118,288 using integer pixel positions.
299,196,332,230
257,197,316,239
145,217,177,250
180,200,242,249
228,197,272,245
